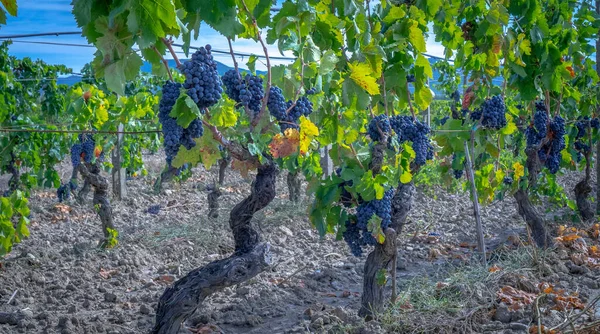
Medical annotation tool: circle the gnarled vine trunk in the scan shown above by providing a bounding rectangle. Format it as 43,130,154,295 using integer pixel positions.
76,179,91,204
513,146,548,248
514,189,548,248
574,127,595,222
78,163,115,246
207,185,222,219
574,179,594,222
218,156,230,185
6,153,19,195
205,157,230,219
153,163,278,334
359,182,415,318
287,170,301,203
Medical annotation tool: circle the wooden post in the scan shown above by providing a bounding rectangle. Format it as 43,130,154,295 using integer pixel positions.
426,77,431,127
111,123,127,200
463,140,486,265
596,0,600,214
320,144,333,178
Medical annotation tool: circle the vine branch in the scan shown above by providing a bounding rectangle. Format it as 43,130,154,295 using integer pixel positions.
161,38,182,68
152,46,174,82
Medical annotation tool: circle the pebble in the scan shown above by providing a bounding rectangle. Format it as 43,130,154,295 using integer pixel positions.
104,292,118,303
140,304,152,315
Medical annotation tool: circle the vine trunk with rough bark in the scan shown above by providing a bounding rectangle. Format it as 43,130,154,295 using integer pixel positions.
78,163,115,247
287,170,301,203
359,181,415,318
574,128,595,222
152,163,278,334
358,139,415,318
6,153,19,195
205,157,230,218
514,147,548,248
77,179,91,204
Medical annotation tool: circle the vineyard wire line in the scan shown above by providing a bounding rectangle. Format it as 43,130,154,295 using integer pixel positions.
0,127,161,135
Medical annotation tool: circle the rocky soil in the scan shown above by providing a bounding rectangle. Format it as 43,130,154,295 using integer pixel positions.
0,153,599,334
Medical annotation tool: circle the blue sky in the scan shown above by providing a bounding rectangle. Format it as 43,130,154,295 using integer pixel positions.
0,1,444,73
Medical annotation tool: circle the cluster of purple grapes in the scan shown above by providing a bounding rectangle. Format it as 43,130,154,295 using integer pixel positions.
159,81,185,165
439,115,449,126
503,176,513,185
147,205,161,215
532,115,565,174
57,184,70,202
70,133,95,167
390,115,433,166
406,74,415,83
470,95,507,129
524,102,549,146
267,86,313,132
343,189,394,257
575,116,600,139
181,45,223,110
367,115,391,142
159,81,204,165
306,88,317,95
574,141,590,161
221,69,264,116
452,154,463,179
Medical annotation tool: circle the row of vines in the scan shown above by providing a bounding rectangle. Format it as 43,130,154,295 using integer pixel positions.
0,0,599,333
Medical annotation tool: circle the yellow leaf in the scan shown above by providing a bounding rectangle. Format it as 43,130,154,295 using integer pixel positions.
400,171,412,184
269,129,300,158
518,34,531,55
299,116,319,155
348,62,380,95
345,129,359,145
513,162,524,180
95,103,109,126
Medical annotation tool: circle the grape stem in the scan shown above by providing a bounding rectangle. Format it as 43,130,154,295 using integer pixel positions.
240,0,272,127
381,74,389,116
285,22,306,115
152,46,174,82
227,37,253,117
555,90,562,117
349,143,365,169
161,38,182,68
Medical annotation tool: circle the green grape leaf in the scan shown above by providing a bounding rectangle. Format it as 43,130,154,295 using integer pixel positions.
170,94,202,128
383,6,405,24
1,0,17,16
125,0,178,48
367,214,385,244
376,269,387,286
247,55,258,74
319,50,339,75
211,98,238,127
0,7,7,24
408,22,426,53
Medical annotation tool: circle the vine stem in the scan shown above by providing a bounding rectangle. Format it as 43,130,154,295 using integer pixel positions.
239,0,272,127
161,38,182,68
152,46,174,82
544,90,551,116
227,37,241,75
